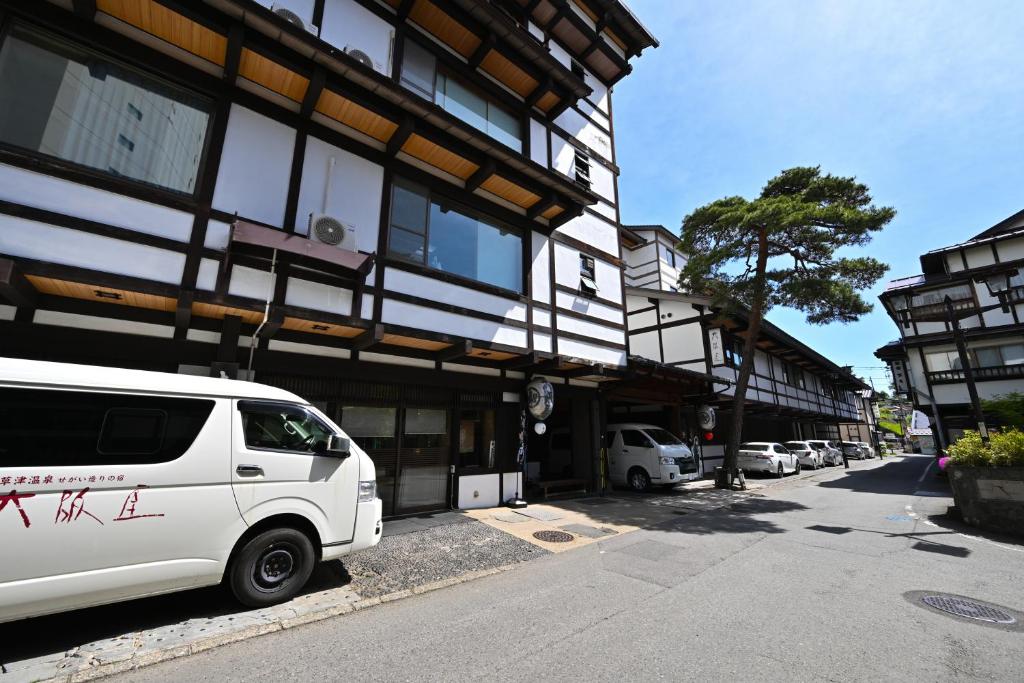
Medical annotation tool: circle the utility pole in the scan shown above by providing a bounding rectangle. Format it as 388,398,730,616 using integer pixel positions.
944,295,989,443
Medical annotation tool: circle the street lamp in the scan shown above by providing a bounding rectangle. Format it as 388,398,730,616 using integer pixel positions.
974,269,1020,313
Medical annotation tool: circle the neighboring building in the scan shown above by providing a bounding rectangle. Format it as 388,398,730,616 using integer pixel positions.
0,0,663,516
875,209,1024,448
621,224,685,292
839,389,880,449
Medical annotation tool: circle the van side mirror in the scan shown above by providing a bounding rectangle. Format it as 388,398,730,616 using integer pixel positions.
327,434,351,458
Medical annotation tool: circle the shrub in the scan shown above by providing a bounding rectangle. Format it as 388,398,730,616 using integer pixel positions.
947,428,1024,467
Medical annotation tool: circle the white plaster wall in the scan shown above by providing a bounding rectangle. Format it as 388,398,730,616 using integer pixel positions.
997,236,1024,261
0,217,185,284
384,268,527,321
552,242,621,304
228,264,276,300
533,331,552,353
213,105,295,228
628,308,657,329
555,337,626,366
591,200,617,222
555,212,619,258
458,474,500,509
586,72,609,114
556,314,624,346
196,259,219,291
295,136,383,254
268,339,352,359
204,220,232,250
576,98,610,129
964,245,994,269
554,107,612,161
548,40,571,69
588,161,615,204
659,300,699,320
529,118,549,168
534,309,552,328
661,323,704,363
321,0,394,74
34,310,174,338
380,299,528,348
556,290,623,325
946,253,963,273
284,277,354,316
531,232,551,304
0,164,194,243
630,330,660,362
551,132,575,177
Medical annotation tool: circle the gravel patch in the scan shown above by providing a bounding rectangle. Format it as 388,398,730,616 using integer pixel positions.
344,519,548,598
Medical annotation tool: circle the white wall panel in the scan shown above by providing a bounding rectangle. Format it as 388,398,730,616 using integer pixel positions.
204,220,232,250
659,300,699,320
630,330,660,362
556,337,626,366
384,268,527,321
964,246,993,269
591,200,617,222
228,264,276,300
321,0,394,74
268,339,352,359
556,290,623,325
997,237,1024,261
457,473,500,509
589,161,615,203
295,137,383,253
586,72,609,114
531,232,551,304
556,314,624,345
213,105,294,227
0,216,184,283
196,258,220,291
360,352,435,369
34,310,173,338
529,118,549,168
551,132,575,176
945,253,963,273
555,212,618,257
552,243,622,305
554,107,612,161
0,304,16,321
548,40,571,69
0,163,193,242
381,299,528,347
360,295,374,321
661,324,704,363
534,309,552,329
628,308,657,329
285,277,353,316
533,331,552,352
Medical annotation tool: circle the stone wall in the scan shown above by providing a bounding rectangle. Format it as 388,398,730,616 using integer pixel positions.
949,465,1024,538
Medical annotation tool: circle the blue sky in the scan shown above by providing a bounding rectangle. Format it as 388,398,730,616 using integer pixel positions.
613,0,1024,390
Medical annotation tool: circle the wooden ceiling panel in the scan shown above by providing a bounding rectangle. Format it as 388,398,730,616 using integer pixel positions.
192,302,264,324
480,175,541,208
282,317,364,337
409,0,482,58
316,89,398,142
467,348,517,361
97,0,227,65
401,134,479,180
26,275,177,312
239,48,309,102
535,91,560,112
381,334,450,351
480,51,538,98
540,204,564,220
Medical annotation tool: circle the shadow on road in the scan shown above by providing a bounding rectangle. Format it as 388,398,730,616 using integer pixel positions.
817,454,947,495
0,561,350,666
653,498,811,536
806,523,972,558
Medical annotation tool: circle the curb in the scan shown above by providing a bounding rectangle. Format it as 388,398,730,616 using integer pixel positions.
40,564,520,683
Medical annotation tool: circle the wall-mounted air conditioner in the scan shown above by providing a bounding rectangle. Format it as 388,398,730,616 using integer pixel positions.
345,45,384,74
271,4,319,35
308,155,358,251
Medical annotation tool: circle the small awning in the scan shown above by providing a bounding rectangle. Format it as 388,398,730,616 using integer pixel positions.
230,220,374,280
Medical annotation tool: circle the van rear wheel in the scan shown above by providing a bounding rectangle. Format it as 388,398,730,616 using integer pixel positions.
229,528,316,608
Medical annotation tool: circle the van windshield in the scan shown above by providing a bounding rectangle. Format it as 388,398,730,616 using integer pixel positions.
644,428,683,445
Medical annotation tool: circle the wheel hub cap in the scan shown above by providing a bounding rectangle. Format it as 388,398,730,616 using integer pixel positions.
257,548,294,585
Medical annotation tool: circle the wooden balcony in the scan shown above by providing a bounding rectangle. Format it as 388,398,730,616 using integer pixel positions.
927,364,1024,384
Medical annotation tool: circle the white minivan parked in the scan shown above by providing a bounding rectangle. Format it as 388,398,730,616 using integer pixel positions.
607,423,698,491
0,358,382,623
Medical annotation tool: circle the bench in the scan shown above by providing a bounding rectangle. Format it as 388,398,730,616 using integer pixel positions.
538,478,587,500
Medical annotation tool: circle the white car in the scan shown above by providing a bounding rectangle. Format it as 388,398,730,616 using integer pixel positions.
807,440,843,466
0,358,383,623
856,441,876,459
840,441,867,459
737,442,801,478
607,423,698,491
783,441,824,469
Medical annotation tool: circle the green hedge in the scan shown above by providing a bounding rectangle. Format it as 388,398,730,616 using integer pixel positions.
947,428,1024,467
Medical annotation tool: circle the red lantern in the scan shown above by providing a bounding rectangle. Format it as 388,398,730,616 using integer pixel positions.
704,432,714,441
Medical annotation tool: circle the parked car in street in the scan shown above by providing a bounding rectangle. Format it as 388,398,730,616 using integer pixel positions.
783,441,825,469
0,358,383,623
840,441,867,459
607,424,698,491
856,441,876,458
806,440,843,466
737,442,800,478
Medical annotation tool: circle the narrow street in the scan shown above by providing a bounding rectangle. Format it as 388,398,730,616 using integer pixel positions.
113,455,1024,682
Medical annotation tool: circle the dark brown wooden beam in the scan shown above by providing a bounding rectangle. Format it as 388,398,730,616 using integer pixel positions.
351,323,384,351
387,116,416,157
436,339,473,362
300,66,327,118
465,159,496,193
218,315,242,362
468,34,496,69
174,290,194,337
72,0,96,21
259,308,286,340
527,193,558,220
0,259,37,309
223,23,245,85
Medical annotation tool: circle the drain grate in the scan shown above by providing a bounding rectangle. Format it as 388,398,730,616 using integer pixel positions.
921,595,1017,624
533,530,574,543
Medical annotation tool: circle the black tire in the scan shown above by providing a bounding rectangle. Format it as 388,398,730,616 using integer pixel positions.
795,462,801,475
628,467,651,492
776,463,784,478
228,527,316,608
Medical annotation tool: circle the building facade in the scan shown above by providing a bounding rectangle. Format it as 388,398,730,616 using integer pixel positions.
875,210,1024,448
0,0,662,516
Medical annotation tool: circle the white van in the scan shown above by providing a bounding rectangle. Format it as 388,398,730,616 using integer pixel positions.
0,358,382,623
607,423,698,491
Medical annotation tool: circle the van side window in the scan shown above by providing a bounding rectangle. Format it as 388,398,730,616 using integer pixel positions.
621,430,651,448
239,401,333,454
0,388,214,467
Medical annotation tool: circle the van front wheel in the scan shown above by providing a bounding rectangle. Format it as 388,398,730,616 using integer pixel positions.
229,528,316,608
627,468,651,492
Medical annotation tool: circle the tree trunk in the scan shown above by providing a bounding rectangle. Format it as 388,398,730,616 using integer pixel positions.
722,228,770,479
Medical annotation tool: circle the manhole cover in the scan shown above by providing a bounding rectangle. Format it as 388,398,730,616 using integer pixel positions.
921,595,1017,624
533,530,574,543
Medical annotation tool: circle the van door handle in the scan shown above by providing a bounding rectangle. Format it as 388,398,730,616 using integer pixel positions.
236,464,264,476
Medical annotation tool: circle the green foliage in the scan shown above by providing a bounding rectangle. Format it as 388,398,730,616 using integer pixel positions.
878,419,903,436
947,428,1024,467
678,166,894,322
981,392,1024,428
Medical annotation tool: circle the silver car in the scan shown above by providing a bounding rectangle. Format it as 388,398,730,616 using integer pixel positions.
840,441,866,459
784,441,824,469
806,440,842,466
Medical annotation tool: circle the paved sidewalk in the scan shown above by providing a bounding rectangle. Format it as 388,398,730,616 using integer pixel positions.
0,515,544,683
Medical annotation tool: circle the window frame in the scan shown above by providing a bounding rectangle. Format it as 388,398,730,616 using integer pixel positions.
0,21,217,200
387,178,525,295
237,400,338,456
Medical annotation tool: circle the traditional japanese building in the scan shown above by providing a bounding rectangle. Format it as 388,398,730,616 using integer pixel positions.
0,0,664,516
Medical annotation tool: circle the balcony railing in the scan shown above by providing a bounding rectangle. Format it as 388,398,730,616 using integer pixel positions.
904,296,976,322
927,364,1024,384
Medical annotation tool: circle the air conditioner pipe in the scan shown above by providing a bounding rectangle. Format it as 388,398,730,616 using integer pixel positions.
246,248,277,380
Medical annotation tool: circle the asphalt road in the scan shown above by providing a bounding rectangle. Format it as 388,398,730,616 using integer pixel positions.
117,454,1024,682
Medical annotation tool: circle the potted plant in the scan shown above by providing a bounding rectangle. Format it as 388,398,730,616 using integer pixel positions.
946,428,1024,537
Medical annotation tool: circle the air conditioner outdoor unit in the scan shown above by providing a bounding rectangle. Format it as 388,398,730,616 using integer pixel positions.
345,45,382,73
309,213,357,249
271,4,319,35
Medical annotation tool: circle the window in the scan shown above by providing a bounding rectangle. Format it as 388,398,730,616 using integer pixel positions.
621,430,652,448
340,406,396,451
725,337,744,368
458,409,495,469
239,401,334,453
573,148,591,190
970,343,1024,368
388,180,523,292
780,362,790,384
435,71,521,150
0,25,211,194
579,253,598,297
403,408,448,449
662,248,676,269
795,368,806,389
0,388,213,466
925,350,963,373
